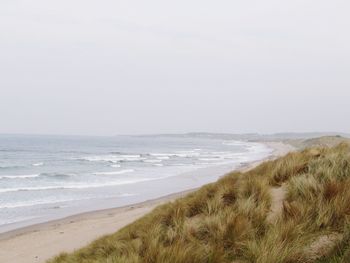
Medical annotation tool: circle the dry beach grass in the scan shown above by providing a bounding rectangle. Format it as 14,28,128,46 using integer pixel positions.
49,141,350,263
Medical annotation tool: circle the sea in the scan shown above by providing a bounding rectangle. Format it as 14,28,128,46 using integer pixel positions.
0,134,273,233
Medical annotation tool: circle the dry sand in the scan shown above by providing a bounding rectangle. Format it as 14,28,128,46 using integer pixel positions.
0,141,294,263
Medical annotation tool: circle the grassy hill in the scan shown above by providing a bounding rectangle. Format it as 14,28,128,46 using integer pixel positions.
49,142,350,263
287,136,350,149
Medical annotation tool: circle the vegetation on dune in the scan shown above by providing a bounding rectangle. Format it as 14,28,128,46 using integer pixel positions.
287,135,350,150
316,226,350,263
49,142,350,263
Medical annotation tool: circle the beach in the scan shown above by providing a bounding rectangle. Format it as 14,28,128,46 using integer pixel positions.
0,142,294,263
0,135,273,232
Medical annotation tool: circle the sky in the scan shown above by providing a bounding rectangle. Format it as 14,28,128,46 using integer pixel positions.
0,0,349,136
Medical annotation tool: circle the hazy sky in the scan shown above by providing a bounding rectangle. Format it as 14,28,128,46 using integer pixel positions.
1,0,349,136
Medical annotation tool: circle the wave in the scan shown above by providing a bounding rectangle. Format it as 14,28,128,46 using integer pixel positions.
0,162,44,169
0,165,25,169
77,154,145,163
32,162,44,167
150,153,176,157
198,158,221,161
0,173,78,180
247,143,273,153
0,186,68,193
0,193,137,209
197,162,214,166
143,159,162,163
109,151,123,155
0,174,40,179
155,156,170,160
0,176,164,193
150,152,199,158
176,150,201,154
170,163,191,167
223,141,272,155
0,197,91,209
222,140,249,146
40,172,77,178
93,169,135,176
76,152,210,164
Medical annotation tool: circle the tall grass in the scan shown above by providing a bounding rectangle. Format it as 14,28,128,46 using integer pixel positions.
49,143,350,263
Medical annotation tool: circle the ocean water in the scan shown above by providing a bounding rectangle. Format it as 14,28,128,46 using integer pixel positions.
0,134,273,232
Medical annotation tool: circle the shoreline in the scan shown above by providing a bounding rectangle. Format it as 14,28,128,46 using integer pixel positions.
0,141,294,263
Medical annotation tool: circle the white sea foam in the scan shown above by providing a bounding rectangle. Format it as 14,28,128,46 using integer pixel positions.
150,152,199,158
0,186,67,193
79,154,145,163
198,158,221,161
143,159,162,163
93,169,135,176
174,151,200,157
110,164,121,168
222,140,249,146
150,153,172,157
0,193,137,209
0,175,171,194
197,162,213,166
0,174,40,179
0,197,91,209
0,178,150,193
41,173,78,178
32,162,44,167
0,173,79,180
0,165,25,169
156,156,170,160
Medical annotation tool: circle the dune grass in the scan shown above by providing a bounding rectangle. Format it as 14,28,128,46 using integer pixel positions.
49,143,350,263
316,226,350,263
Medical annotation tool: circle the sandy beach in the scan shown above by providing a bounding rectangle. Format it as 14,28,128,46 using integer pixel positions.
0,142,294,263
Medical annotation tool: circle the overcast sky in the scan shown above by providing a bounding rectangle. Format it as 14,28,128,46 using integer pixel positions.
0,0,349,136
